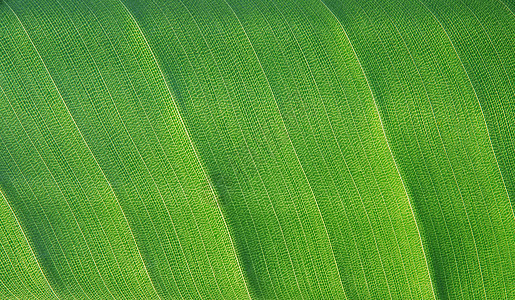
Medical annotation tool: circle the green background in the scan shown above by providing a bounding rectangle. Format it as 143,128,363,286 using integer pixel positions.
1,0,514,298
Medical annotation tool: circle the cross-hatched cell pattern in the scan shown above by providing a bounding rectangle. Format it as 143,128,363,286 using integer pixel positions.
0,0,514,299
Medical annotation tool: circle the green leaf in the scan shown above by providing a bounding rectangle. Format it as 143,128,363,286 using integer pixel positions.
0,0,513,299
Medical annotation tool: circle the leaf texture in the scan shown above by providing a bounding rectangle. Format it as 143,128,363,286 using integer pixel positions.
0,0,513,299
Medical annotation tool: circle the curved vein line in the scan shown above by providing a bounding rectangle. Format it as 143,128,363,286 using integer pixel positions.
114,2,252,298
41,1,187,296
12,3,154,298
0,189,60,300
3,4,107,298
450,1,514,293
417,2,500,298
294,1,422,297
318,1,437,299
55,6,189,299
338,3,424,297
8,3,168,298
160,0,272,295
51,1,210,296
496,0,515,16
32,22,161,295
249,1,343,296
152,0,274,296
263,2,371,297
457,0,514,218
0,121,82,300
223,6,309,300
222,0,354,298
364,2,464,297
383,1,487,297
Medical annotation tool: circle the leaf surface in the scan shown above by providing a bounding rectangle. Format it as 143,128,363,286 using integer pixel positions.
0,0,514,299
